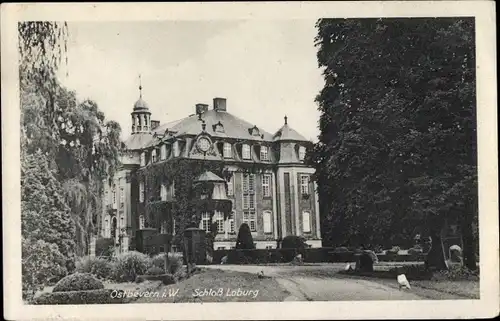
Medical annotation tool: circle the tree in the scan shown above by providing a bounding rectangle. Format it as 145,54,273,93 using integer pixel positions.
310,18,477,270
235,223,255,250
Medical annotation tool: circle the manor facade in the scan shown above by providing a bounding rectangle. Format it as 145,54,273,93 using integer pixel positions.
99,88,322,253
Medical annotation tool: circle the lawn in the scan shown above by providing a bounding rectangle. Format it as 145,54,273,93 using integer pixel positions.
135,268,290,303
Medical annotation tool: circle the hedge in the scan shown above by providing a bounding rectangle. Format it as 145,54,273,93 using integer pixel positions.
211,247,426,264
53,273,104,292
135,273,176,285
33,289,125,305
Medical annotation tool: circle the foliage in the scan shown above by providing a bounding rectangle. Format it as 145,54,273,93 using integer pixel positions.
52,272,104,292
146,266,165,276
151,252,183,275
33,289,125,305
432,264,479,281
137,274,176,285
281,235,307,261
95,238,115,257
75,256,113,280
22,237,68,301
112,251,152,282
21,150,77,296
311,18,477,270
235,223,255,250
137,158,235,248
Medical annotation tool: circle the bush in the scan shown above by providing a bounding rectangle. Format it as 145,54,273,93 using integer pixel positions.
388,264,433,280
137,273,176,285
363,250,378,263
281,236,307,262
112,251,152,282
33,289,124,305
235,223,255,249
333,246,349,253
146,266,164,276
53,273,104,292
75,256,113,280
408,247,424,255
151,252,183,275
386,246,400,255
432,265,479,281
95,238,115,257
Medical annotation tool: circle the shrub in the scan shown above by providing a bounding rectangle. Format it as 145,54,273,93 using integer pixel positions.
75,256,113,280
388,264,433,280
363,250,378,263
408,247,424,255
33,289,124,305
95,238,115,257
386,246,400,255
235,223,255,249
432,265,479,281
333,246,349,253
53,273,104,292
146,266,164,276
281,236,307,262
138,273,176,285
151,252,183,274
112,251,152,282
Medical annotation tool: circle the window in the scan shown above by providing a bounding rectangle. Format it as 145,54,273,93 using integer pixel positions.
243,210,256,232
170,181,176,199
223,143,232,158
172,245,178,252
302,211,311,233
201,212,211,232
105,190,109,205
262,174,271,197
300,175,310,195
120,215,124,231
228,211,235,234
173,141,179,157
160,145,167,160
242,144,251,159
215,211,224,233
263,211,272,233
217,247,226,250
227,176,234,196
172,218,176,235
160,184,167,201
160,220,167,234
139,215,145,229
299,146,306,161
139,182,145,203
260,146,269,161
140,152,146,166
112,185,117,206
151,149,157,163
266,245,273,249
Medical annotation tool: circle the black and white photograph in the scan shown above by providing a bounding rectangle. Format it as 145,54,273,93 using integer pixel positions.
2,2,498,320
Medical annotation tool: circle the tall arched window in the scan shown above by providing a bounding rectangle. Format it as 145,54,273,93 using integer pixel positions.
302,211,311,233
139,215,145,229
104,215,110,238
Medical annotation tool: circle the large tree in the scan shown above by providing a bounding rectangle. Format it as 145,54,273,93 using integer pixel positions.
310,18,477,270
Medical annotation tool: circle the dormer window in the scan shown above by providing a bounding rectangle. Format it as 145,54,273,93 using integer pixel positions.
299,146,306,161
213,121,225,133
223,143,232,158
248,125,261,137
160,144,167,160
260,146,269,161
140,152,146,167
242,144,251,159
151,149,157,163
173,141,180,157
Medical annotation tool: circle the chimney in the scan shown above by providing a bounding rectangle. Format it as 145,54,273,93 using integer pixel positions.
213,97,227,112
151,120,160,130
196,103,209,116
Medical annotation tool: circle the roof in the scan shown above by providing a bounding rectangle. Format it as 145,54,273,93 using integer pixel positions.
123,109,310,150
273,123,309,142
153,109,274,141
123,133,153,150
195,171,225,183
133,98,149,111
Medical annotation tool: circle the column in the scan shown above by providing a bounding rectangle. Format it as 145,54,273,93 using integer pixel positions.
314,181,322,239
292,169,301,236
271,170,278,239
277,169,287,236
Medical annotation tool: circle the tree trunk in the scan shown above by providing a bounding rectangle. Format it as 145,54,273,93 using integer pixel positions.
461,203,477,270
425,226,448,271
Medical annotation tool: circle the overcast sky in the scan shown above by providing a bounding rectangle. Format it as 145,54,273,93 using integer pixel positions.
56,20,323,141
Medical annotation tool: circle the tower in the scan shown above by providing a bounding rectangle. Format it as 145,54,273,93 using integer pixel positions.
131,75,152,134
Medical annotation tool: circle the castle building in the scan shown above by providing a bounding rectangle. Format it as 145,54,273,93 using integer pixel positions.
100,84,322,253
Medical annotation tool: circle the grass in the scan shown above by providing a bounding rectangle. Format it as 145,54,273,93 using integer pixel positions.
135,268,290,303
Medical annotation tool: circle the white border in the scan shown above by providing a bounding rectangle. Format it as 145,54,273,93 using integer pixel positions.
2,1,498,320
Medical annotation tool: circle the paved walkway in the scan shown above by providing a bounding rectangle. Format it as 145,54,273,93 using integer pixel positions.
204,264,424,301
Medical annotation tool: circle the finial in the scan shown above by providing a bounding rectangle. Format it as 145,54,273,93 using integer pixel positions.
139,74,143,98
284,115,288,125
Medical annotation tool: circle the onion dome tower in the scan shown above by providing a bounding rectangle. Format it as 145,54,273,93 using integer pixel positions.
131,75,152,134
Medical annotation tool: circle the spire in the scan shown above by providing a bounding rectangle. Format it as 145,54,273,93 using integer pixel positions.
139,74,143,98
284,115,288,125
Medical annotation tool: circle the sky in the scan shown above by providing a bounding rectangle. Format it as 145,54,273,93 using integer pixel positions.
56,20,324,141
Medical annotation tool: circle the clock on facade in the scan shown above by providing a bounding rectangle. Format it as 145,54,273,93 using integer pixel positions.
197,136,212,153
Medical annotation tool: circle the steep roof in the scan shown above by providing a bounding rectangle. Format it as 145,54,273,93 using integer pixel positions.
153,109,274,141
123,133,153,150
273,123,309,142
195,171,225,183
